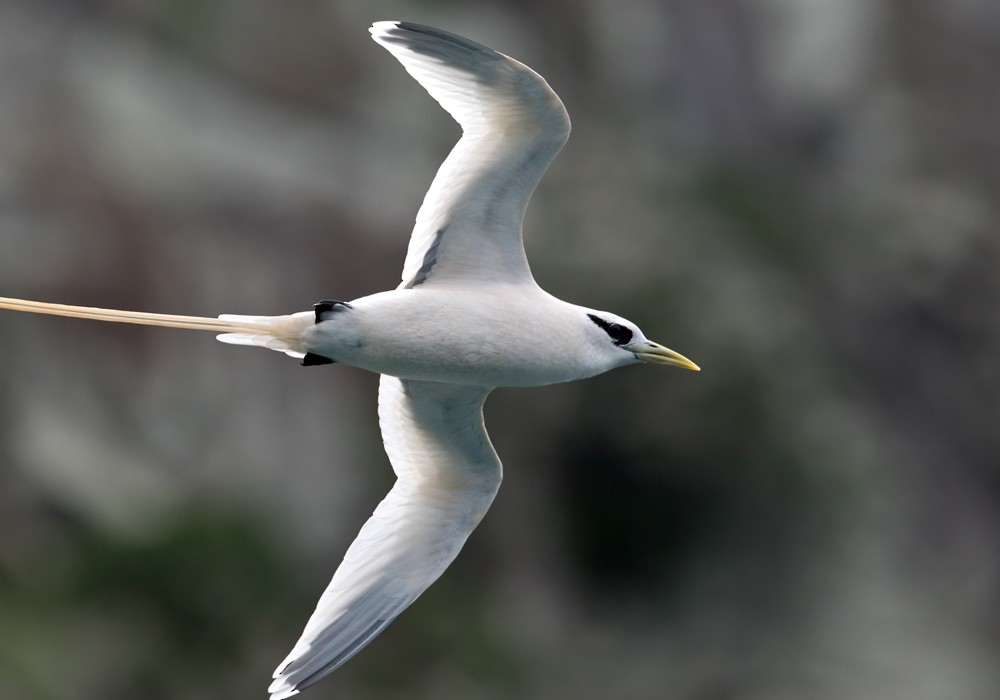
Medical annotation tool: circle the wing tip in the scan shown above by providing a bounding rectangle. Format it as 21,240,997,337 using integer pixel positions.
267,679,300,700
369,20,494,59
370,20,416,48
369,19,399,37
269,658,304,698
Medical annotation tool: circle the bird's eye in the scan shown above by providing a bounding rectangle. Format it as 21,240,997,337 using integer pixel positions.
587,314,633,346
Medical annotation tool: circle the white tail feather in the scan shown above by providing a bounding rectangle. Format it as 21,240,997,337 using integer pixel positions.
0,296,314,358
216,313,313,358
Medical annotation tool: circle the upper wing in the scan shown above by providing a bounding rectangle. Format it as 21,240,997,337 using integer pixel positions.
268,376,501,699
370,21,571,289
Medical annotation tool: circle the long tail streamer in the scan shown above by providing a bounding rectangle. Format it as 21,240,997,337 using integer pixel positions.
0,296,313,358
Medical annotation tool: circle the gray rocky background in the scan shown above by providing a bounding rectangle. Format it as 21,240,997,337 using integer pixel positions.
1,1,999,699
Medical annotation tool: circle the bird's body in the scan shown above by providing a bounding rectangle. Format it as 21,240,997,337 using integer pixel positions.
298,288,635,386
0,21,698,699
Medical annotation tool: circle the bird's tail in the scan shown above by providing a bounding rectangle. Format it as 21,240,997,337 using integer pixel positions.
0,296,313,359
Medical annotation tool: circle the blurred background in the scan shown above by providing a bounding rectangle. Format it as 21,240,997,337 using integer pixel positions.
1,1,999,699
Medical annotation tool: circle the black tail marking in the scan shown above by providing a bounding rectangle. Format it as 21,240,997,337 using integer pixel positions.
301,352,335,367
313,300,352,324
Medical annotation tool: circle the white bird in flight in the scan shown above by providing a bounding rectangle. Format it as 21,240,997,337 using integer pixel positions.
0,21,699,698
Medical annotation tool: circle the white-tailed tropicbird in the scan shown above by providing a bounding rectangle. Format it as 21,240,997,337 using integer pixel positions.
0,21,699,698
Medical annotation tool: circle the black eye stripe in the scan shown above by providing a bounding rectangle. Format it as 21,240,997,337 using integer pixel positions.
587,314,633,346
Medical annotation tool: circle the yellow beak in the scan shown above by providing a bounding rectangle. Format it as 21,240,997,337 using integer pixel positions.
627,340,700,371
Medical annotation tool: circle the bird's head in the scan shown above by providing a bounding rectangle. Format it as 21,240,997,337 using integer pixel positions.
585,311,700,372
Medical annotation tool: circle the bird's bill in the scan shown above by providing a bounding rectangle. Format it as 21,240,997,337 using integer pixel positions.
628,340,700,371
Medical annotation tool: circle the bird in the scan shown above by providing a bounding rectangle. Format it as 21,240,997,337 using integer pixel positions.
0,21,699,699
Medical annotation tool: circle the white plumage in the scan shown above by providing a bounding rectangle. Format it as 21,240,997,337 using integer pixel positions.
267,378,499,697
0,21,698,699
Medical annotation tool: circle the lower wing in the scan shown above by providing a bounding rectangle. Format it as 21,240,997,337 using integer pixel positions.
268,376,502,699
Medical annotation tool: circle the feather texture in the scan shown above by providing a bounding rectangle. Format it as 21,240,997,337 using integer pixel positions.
268,376,500,699
370,21,570,289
